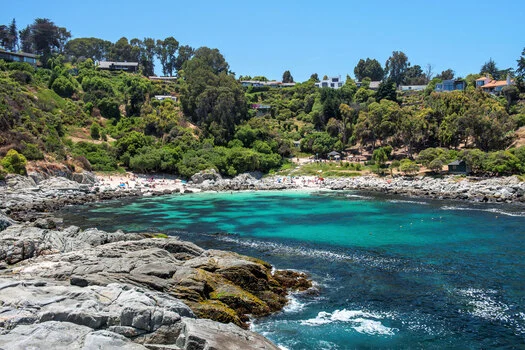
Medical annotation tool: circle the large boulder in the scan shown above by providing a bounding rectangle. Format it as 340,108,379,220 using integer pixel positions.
176,318,279,350
5,174,37,190
0,279,191,349
190,169,222,185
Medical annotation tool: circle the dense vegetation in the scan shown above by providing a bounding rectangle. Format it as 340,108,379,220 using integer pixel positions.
1,17,525,179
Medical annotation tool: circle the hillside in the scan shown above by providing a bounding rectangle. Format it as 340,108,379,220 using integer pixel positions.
1,55,525,179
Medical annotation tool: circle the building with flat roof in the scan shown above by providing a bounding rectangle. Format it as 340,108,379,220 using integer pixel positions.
315,76,344,89
97,61,139,72
0,49,39,67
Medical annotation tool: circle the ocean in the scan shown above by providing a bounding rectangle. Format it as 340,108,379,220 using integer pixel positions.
58,190,525,349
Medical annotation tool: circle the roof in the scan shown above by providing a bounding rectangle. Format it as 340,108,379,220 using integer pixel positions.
0,49,38,58
448,160,465,166
476,77,489,81
481,79,513,89
327,151,340,156
98,61,139,68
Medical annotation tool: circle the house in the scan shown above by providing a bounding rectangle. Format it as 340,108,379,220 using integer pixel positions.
0,49,39,67
250,103,272,116
315,76,344,89
97,61,139,72
476,74,514,94
240,80,296,88
149,76,178,82
154,95,177,102
356,80,381,90
447,160,470,175
398,85,427,91
435,79,466,92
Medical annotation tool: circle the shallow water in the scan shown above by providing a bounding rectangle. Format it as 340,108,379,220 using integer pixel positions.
59,190,525,349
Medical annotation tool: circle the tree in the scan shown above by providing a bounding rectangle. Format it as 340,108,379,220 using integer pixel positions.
399,159,419,175
354,58,384,81
0,19,18,51
375,79,397,102
437,69,454,80
424,63,433,83
404,65,426,85
193,46,229,74
90,122,100,140
310,73,319,82
282,70,294,83
385,51,409,85
65,37,112,61
517,48,525,78
19,18,70,62
480,58,500,79
174,45,194,72
109,37,133,62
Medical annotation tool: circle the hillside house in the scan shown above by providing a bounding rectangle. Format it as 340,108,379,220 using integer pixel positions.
315,76,344,89
0,49,39,67
356,80,381,90
447,160,470,175
97,61,139,72
476,75,514,94
398,85,427,91
435,79,466,92
241,80,296,88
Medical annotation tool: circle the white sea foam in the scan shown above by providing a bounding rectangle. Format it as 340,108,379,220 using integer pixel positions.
441,206,525,217
388,199,429,205
346,194,372,199
283,294,307,313
301,309,396,336
214,235,400,268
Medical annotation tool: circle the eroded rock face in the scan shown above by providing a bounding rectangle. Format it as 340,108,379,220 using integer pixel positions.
0,222,311,331
0,279,279,350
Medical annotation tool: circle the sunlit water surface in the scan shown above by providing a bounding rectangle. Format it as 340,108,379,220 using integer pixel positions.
58,190,525,349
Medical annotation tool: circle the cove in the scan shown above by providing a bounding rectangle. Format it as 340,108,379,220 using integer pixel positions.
59,190,525,349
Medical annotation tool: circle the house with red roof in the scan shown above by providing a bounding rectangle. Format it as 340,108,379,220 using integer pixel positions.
476,75,514,94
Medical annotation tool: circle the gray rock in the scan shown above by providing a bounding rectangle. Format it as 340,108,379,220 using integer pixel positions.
5,174,37,190
176,318,279,350
0,212,15,232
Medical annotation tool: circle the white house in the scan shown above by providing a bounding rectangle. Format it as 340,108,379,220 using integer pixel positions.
315,76,344,89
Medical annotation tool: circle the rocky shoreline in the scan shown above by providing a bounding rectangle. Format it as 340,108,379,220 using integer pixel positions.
189,170,525,204
0,218,311,349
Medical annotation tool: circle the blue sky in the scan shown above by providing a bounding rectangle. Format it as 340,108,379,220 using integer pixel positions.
2,0,524,81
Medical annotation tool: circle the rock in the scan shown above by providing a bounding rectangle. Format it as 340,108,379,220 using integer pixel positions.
0,212,16,232
175,318,279,350
191,169,222,185
3,226,307,329
5,174,37,190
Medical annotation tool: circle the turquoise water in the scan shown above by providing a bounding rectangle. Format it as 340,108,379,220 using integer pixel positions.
59,190,525,349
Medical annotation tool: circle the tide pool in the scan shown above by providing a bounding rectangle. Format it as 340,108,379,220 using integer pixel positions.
59,190,525,349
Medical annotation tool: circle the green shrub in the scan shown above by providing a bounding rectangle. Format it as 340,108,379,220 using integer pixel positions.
1,149,28,175
51,76,76,98
90,122,100,140
9,70,32,84
399,159,419,175
21,142,44,160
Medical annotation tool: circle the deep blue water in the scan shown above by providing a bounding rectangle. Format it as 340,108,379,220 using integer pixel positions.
58,190,525,349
